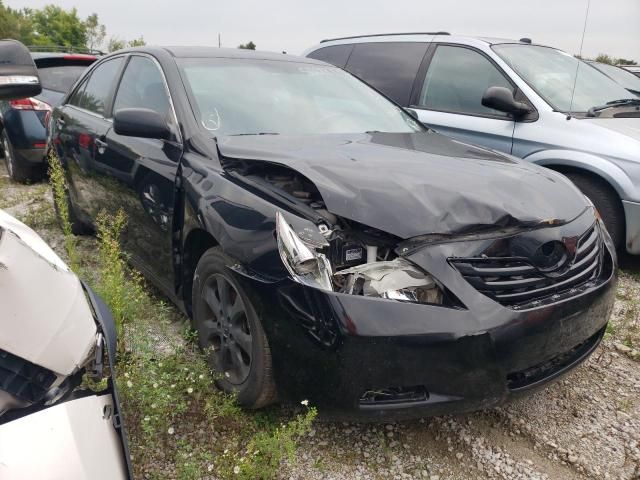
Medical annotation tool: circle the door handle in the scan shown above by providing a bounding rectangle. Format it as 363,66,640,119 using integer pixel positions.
94,137,107,154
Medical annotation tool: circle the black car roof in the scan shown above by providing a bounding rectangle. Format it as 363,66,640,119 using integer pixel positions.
120,46,326,65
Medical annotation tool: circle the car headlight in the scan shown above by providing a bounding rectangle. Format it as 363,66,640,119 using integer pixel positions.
276,212,443,304
276,211,333,291
334,258,443,304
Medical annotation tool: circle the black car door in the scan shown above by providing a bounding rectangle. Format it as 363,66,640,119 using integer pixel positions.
102,54,183,294
55,56,125,222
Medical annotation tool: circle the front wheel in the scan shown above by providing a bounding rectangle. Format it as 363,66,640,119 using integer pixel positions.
565,173,625,251
191,247,277,408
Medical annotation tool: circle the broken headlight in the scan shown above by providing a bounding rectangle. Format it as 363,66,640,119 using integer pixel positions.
276,212,444,304
276,211,333,291
335,258,443,304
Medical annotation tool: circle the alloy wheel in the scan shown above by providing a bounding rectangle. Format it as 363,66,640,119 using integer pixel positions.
199,273,253,384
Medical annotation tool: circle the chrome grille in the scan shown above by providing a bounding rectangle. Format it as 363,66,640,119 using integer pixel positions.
450,225,603,307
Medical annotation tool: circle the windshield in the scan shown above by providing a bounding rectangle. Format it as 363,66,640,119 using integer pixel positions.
589,62,640,94
492,44,632,113
178,58,423,136
38,65,89,93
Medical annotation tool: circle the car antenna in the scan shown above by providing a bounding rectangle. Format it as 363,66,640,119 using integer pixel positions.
568,0,591,120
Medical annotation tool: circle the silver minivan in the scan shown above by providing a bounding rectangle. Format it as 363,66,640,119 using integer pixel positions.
304,34,640,254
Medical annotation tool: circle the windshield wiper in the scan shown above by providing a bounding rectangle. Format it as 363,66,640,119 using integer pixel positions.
228,132,280,136
587,98,640,117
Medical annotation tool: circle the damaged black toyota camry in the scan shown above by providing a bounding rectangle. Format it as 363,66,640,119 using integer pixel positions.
51,47,617,419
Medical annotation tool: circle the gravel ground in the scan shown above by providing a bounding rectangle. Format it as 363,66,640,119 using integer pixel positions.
1,165,638,480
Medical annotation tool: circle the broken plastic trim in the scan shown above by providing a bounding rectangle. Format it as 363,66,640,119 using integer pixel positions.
335,258,443,304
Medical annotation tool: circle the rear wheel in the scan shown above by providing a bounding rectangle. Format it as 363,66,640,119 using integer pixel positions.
1,130,30,183
565,172,625,250
2,130,41,183
192,247,276,408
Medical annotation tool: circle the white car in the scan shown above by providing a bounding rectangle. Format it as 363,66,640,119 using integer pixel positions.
0,209,131,479
0,40,131,480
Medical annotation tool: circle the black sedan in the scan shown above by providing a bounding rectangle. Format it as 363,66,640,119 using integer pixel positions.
51,47,617,419
1,50,97,182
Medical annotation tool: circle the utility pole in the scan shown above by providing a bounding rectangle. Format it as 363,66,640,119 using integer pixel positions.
218,33,221,48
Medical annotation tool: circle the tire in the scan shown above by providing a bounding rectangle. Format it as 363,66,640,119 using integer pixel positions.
191,246,277,408
565,172,625,250
2,130,43,183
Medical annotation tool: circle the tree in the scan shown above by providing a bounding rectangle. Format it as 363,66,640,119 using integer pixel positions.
0,3,148,54
594,53,615,65
128,36,146,48
107,36,126,53
107,35,146,53
616,58,637,66
594,53,637,66
238,41,256,50
85,13,105,51
29,5,87,48
0,2,35,45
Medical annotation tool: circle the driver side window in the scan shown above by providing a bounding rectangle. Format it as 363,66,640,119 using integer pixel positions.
113,56,176,134
419,45,513,118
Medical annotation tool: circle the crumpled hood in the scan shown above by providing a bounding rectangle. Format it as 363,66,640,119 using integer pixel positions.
217,132,589,238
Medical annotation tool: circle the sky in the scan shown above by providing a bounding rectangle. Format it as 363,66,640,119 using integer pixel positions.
6,0,640,62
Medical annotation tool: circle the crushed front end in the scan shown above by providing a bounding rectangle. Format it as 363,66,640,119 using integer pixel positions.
233,201,616,419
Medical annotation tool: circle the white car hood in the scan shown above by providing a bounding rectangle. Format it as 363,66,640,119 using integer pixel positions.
0,209,96,376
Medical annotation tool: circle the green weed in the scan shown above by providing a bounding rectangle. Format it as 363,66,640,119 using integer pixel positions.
48,151,80,270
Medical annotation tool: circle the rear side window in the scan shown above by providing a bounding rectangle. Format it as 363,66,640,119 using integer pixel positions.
306,45,354,68
113,56,171,118
75,57,124,116
344,42,428,105
38,65,90,93
418,45,512,117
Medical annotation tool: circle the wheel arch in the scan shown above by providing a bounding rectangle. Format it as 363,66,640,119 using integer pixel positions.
526,150,635,202
181,226,219,318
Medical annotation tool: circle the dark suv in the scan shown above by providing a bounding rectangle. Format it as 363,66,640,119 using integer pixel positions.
0,50,97,182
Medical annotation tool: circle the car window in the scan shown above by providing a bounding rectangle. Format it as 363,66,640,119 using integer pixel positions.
306,44,354,68
492,45,631,113
113,56,171,119
589,62,640,93
38,65,90,93
344,42,428,106
418,45,513,117
178,58,423,136
68,77,89,107
76,57,124,116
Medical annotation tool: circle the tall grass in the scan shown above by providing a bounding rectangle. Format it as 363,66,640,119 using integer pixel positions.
48,150,317,478
47,151,80,271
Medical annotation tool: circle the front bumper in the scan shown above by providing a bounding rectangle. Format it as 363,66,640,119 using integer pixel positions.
622,200,640,254
233,214,617,419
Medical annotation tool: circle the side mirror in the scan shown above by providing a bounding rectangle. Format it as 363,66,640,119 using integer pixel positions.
0,40,41,101
113,108,171,140
482,86,531,117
